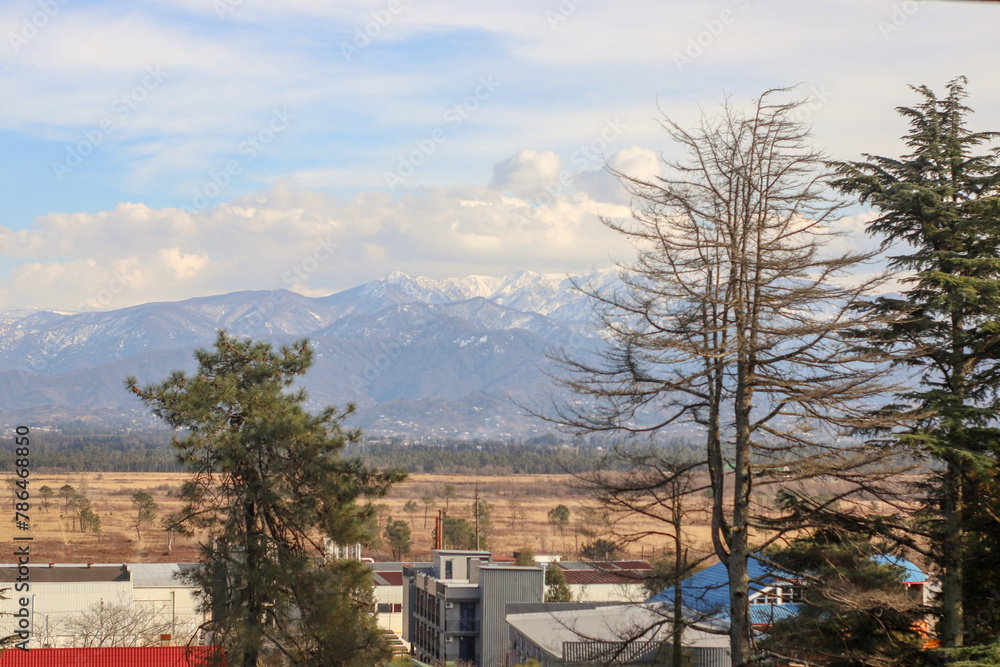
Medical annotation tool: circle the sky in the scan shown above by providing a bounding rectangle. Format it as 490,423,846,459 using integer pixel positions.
0,0,998,312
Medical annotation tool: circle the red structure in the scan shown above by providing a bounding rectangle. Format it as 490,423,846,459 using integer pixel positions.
0,647,225,667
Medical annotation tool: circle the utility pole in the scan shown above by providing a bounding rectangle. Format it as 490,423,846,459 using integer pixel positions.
474,483,480,550
435,510,443,550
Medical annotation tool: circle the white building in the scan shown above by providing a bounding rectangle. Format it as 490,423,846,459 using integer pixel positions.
0,563,205,649
555,560,651,603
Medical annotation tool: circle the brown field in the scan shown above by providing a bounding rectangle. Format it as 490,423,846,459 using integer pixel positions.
3,471,909,565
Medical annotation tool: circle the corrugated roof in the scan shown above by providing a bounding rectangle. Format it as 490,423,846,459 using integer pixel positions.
562,570,647,586
128,564,199,589
373,571,403,587
873,555,927,583
557,560,651,572
0,647,224,666
372,561,431,571
506,602,730,659
748,603,801,626
648,555,927,622
647,556,779,616
0,566,129,584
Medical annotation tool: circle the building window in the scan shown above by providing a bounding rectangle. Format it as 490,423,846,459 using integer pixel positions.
445,560,453,579
752,587,785,605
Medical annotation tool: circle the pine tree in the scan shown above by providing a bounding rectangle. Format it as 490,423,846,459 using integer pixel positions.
833,77,1000,648
544,566,573,603
383,519,412,560
766,522,925,667
126,331,404,666
131,490,158,540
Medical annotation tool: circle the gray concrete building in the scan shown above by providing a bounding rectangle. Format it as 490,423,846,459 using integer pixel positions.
506,602,732,666
403,549,544,667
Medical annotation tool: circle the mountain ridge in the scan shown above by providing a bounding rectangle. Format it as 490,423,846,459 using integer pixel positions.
0,270,615,437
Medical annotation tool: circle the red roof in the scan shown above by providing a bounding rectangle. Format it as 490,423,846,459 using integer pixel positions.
561,570,648,586
0,647,224,667
374,571,404,586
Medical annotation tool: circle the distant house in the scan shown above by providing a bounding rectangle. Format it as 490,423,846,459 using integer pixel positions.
0,646,224,666
372,562,418,636
646,554,930,628
554,561,651,603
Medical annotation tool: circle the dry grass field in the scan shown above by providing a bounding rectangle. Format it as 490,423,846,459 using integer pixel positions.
3,471,907,565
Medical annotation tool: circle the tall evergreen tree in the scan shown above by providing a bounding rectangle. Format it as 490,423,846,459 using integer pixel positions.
127,332,403,666
764,494,927,666
833,76,1000,648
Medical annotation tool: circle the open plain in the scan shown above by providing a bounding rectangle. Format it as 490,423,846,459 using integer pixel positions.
4,472,726,564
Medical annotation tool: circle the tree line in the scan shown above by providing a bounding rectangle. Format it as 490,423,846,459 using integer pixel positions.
29,430,692,474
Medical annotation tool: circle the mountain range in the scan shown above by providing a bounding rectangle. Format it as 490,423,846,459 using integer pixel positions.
0,270,617,438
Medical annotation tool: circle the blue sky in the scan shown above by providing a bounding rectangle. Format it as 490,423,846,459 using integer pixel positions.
0,0,998,311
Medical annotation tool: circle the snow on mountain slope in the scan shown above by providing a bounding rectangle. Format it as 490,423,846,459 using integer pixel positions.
0,270,619,435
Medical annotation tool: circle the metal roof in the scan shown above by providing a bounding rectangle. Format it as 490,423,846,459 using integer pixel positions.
373,571,404,587
0,566,129,584
557,560,651,571
748,603,801,626
647,554,928,622
561,569,648,586
0,647,224,666
506,602,730,660
128,563,199,589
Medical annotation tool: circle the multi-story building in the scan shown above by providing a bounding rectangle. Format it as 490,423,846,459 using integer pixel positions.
403,550,544,667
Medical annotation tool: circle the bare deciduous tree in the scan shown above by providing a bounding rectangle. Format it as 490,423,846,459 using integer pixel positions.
65,594,172,647
579,445,712,667
548,89,909,665
420,495,435,528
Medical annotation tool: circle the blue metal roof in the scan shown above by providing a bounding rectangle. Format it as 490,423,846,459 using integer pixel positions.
647,556,781,616
647,554,927,623
873,555,927,583
748,603,801,626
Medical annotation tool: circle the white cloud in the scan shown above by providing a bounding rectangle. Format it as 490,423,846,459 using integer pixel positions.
0,168,633,311
488,149,564,199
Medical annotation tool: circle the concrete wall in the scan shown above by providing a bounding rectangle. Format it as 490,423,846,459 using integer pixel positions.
131,586,204,644
0,581,132,648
